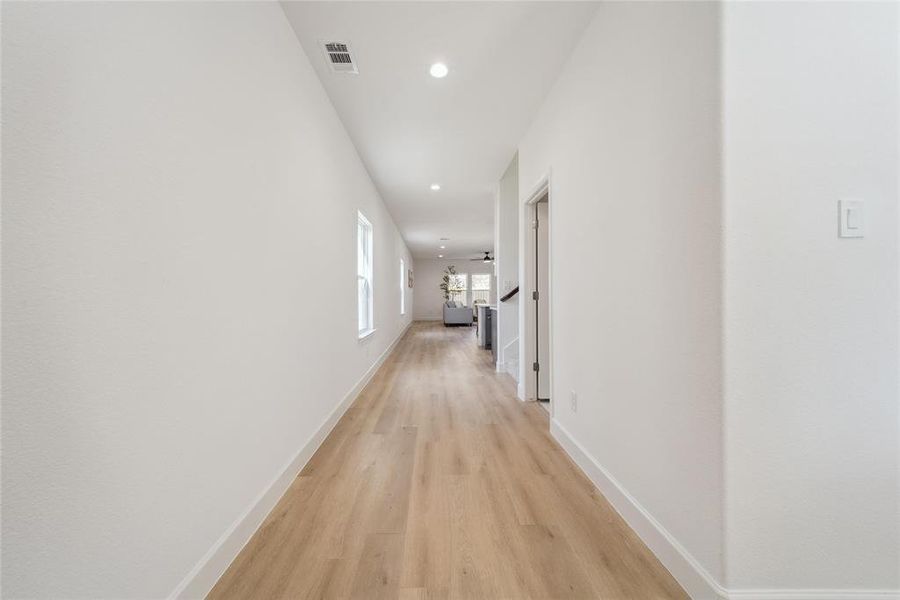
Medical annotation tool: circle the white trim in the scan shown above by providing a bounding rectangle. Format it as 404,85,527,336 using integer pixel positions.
519,173,548,402
169,322,413,600
399,258,406,316
358,327,376,340
549,418,725,599
524,174,550,207
357,210,374,334
728,591,899,600
549,418,900,600
520,172,553,413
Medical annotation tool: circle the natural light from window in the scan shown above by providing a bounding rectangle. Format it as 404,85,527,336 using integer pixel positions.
400,258,406,315
472,273,491,305
357,212,374,337
449,272,467,306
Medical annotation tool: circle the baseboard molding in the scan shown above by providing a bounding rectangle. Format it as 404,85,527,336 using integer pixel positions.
549,419,900,600
549,418,725,599
727,590,899,600
169,322,413,600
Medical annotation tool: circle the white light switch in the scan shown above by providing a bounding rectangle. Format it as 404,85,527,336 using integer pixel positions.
839,199,864,238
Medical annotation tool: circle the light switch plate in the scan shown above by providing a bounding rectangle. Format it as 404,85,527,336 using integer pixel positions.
839,199,864,238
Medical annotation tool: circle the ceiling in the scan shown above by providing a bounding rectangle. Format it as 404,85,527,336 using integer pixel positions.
281,1,597,259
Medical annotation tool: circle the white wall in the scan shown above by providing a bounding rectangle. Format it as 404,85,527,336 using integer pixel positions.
1,3,412,598
495,155,519,379
411,258,496,321
722,2,899,591
517,2,724,594
514,1,900,597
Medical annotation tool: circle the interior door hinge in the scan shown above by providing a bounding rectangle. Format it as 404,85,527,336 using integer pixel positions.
532,220,538,230
533,362,540,372
532,291,539,300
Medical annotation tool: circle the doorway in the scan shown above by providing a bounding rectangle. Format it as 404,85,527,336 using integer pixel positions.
534,198,550,405
521,176,551,412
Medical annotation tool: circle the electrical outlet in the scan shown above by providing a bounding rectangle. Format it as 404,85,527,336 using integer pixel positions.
570,390,577,413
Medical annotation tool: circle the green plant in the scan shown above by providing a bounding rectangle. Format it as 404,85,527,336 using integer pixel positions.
439,265,457,301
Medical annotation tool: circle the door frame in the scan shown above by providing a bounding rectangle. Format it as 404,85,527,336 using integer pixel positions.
519,172,553,416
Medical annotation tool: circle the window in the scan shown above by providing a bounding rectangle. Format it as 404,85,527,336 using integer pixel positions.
471,273,491,305
448,272,468,306
400,258,406,315
357,212,374,336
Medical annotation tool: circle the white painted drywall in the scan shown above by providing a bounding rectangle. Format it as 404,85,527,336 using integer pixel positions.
280,2,597,259
514,1,899,595
495,155,520,379
722,1,900,591
411,258,496,321
517,0,725,589
1,3,412,598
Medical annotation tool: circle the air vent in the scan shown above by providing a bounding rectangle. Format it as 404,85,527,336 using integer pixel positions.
321,41,358,74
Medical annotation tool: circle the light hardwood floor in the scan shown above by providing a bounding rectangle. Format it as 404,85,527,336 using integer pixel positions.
208,322,687,599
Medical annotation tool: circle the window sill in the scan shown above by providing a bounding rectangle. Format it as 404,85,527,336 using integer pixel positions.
358,328,377,341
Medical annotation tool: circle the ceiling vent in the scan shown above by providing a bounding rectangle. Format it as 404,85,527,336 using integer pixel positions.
321,41,358,74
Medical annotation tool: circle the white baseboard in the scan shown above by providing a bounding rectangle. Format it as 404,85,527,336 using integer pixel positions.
549,418,726,600
728,590,899,600
549,418,900,600
169,323,413,600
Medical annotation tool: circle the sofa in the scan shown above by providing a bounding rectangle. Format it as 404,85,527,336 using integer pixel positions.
443,301,473,326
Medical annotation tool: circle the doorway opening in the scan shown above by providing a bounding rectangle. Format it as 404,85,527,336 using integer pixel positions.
534,197,550,407
522,176,551,414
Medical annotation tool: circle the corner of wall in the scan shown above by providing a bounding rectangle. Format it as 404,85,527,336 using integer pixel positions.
549,419,728,600
170,322,412,599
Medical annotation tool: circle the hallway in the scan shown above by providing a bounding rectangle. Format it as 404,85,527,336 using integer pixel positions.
209,322,687,599
4,2,899,597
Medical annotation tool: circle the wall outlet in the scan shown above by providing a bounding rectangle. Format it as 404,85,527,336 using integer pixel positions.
570,390,577,413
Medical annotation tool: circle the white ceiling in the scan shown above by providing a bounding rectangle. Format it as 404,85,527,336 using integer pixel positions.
282,1,597,259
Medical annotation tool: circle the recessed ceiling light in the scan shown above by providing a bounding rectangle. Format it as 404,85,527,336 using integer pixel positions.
430,183,441,191
438,254,444,258
440,245,446,249
429,63,449,78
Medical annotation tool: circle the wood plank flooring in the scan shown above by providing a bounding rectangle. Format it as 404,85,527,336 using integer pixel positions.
208,322,688,600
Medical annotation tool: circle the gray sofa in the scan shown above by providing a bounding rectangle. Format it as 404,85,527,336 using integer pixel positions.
443,301,473,326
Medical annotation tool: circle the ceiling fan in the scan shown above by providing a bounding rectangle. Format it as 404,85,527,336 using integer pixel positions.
470,251,494,263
